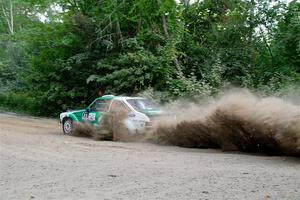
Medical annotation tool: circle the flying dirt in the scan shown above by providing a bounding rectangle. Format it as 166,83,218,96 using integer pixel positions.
153,89,300,156
71,89,300,157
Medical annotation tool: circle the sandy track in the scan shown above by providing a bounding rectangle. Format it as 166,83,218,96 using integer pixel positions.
0,113,299,200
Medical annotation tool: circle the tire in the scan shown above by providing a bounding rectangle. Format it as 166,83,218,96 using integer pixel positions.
62,118,73,134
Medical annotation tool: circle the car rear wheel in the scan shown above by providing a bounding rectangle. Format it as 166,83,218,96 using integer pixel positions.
63,118,73,134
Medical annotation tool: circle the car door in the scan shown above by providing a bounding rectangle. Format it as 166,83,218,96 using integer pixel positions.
82,99,111,127
108,100,131,130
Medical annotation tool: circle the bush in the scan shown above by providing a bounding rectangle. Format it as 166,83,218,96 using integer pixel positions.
0,92,41,115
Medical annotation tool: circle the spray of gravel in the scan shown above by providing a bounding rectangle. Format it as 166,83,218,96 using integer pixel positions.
153,89,300,156
70,89,300,156
70,122,111,140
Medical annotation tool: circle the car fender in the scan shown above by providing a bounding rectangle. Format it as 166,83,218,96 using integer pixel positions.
60,112,80,123
67,113,80,122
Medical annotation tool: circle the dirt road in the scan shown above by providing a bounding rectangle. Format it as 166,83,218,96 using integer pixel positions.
0,113,299,200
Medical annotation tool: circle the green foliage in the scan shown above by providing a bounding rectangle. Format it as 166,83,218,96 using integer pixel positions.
243,0,300,93
0,91,41,115
0,0,299,116
88,49,171,93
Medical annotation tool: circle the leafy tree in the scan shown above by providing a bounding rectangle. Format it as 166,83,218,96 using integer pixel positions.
0,0,299,116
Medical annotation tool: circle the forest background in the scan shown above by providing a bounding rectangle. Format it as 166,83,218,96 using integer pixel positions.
0,0,299,116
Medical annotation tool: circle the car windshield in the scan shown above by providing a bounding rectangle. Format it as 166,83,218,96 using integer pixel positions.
126,99,158,112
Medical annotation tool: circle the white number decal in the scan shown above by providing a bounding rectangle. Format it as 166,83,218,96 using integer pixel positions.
88,113,96,121
83,113,96,121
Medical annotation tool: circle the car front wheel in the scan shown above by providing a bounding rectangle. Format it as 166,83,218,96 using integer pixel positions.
63,118,73,134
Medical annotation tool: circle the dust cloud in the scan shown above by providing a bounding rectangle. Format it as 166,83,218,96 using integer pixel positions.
71,122,112,141
153,89,300,156
70,89,300,156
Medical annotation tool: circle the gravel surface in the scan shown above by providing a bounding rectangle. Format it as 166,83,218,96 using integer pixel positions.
0,113,299,200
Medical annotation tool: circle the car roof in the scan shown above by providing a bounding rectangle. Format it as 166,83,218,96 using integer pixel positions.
113,96,145,101
95,95,145,101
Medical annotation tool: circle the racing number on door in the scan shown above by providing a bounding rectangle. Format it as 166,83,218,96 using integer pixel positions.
82,113,96,121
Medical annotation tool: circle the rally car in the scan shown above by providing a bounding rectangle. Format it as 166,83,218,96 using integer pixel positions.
59,95,162,140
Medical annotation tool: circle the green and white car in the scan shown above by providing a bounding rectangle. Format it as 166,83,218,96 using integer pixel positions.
59,95,162,140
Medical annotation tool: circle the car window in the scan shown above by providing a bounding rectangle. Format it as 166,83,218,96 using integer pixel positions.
126,99,158,111
110,100,130,113
90,99,111,112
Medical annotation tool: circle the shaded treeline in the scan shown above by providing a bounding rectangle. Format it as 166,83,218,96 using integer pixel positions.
0,0,299,116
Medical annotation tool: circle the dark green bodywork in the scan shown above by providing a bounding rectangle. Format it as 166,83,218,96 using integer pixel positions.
64,96,114,127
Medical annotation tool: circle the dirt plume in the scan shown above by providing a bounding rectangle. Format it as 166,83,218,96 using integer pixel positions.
71,122,113,141
69,89,300,156
153,89,300,156
70,110,130,141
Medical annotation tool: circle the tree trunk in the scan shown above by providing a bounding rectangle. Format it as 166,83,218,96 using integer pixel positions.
10,0,13,34
137,13,141,34
116,20,123,46
1,0,14,34
260,27,274,59
156,0,181,73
